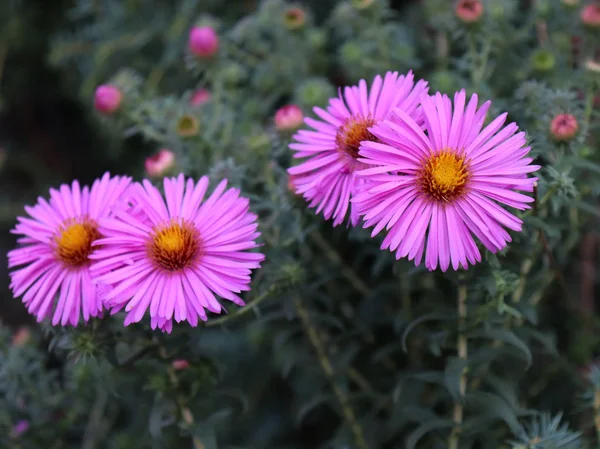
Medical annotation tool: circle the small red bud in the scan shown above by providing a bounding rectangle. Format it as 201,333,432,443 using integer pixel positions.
188,26,219,58
581,3,600,27
172,359,190,370
190,89,212,107
550,113,579,141
275,105,304,131
455,0,484,23
283,7,307,30
94,85,122,114
12,327,31,348
145,149,175,177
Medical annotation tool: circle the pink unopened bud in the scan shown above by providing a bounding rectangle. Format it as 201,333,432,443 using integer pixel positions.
172,359,190,370
145,149,175,177
455,0,484,23
550,113,579,141
581,3,600,27
12,327,31,348
288,175,297,194
11,420,29,438
288,174,306,195
283,7,307,30
275,105,304,131
188,26,219,58
94,84,122,114
190,89,212,107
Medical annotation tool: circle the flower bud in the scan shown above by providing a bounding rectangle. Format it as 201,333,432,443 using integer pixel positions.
188,26,219,58
172,359,190,370
307,29,326,50
190,89,211,107
176,115,200,137
275,105,304,131
340,42,365,66
181,407,194,424
94,85,122,114
531,49,556,72
550,113,579,141
295,78,336,109
145,149,175,177
455,0,484,24
12,327,31,348
352,0,375,9
11,420,29,438
581,3,600,27
283,7,307,30
586,58,600,73
288,175,298,194
561,0,579,8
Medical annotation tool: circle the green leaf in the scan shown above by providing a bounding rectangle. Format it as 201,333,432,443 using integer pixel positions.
191,425,218,449
565,156,600,175
295,394,332,425
518,327,558,355
523,216,561,238
444,357,468,402
573,200,600,218
470,328,532,368
405,418,455,449
465,391,524,434
402,311,456,352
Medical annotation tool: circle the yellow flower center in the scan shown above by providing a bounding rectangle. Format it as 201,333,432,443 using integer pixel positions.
336,115,377,159
418,150,470,203
149,220,200,271
54,219,101,267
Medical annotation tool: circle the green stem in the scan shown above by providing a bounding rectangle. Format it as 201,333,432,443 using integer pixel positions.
593,387,600,444
583,86,596,132
294,294,370,449
448,284,468,449
166,365,204,449
205,284,277,327
309,230,371,297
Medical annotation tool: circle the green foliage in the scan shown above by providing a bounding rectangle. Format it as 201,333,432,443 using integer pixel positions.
2,0,600,449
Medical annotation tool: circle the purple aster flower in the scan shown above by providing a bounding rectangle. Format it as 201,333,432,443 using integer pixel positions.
7,173,132,325
90,174,264,332
354,90,540,271
287,71,429,226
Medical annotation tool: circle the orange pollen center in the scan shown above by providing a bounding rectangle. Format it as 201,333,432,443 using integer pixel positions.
149,220,200,271
54,219,101,267
418,150,470,203
336,116,377,159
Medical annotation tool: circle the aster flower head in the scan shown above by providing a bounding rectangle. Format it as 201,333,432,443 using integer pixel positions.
354,90,540,271
8,173,132,325
90,174,264,333
287,71,429,227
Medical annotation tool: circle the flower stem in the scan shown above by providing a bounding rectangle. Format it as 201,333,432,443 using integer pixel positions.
593,387,600,444
205,284,278,327
167,364,205,449
449,284,468,449
309,229,371,297
294,294,370,449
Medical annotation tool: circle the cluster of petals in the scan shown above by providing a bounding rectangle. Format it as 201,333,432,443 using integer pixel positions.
289,72,540,271
8,173,264,331
287,70,429,227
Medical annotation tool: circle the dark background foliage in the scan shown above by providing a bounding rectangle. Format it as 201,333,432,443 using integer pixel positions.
1,0,600,448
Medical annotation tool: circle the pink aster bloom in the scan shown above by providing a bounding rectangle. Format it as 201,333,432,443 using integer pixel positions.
89,174,264,333
354,90,540,271
287,71,429,227
7,173,132,325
